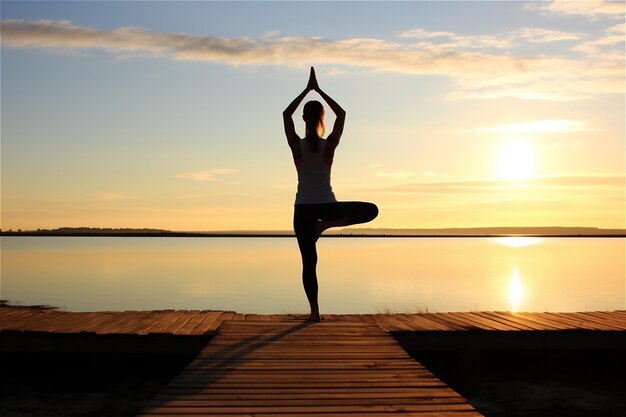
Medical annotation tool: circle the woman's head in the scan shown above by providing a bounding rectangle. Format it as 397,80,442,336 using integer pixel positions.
303,100,325,138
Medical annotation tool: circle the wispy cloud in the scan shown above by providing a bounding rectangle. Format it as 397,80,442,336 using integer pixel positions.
572,22,625,56
400,26,583,48
1,19,622,101
176,168,235,181
475,119,593,134
526,1,625,19
400,28,513,49
375,170,417,180
363,175,625,194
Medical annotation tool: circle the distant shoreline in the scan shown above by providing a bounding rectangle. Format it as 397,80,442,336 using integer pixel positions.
2,226,624,238
1,232,624,238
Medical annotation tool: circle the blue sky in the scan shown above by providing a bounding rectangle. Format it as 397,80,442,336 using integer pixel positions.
1,1,624,230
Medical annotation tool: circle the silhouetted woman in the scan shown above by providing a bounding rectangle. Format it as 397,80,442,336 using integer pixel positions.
283,67,378,321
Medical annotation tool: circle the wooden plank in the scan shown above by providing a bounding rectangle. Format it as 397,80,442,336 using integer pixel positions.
158,386,462,395
191,311,225,335
122,311,169,335
372,314,415,332
175,311,213,335
95,312,138,334
210,311,236,331
542,312,615,330
147,310,190,334
384,314,428,331
137,310,178,335
206,339,399,346
138,412,484,417
464,312,519,331
153,389,462,400
572,312,625,330
584,311,626,327
102,311,148,334
9,309,60,332
471,312,534,331
513,312,577,330
221,320,377,327
77,312,120,333
0,308,41,323
47,312,101,333
410,314,463,331
112,311,161,334
161,311,202,334
139,403,476,413
337,314,367,322
435,313,495,331
486,312,560,331
146,397,468,406
0,309,45,330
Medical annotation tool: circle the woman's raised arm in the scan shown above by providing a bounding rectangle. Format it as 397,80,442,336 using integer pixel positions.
282,87,308,160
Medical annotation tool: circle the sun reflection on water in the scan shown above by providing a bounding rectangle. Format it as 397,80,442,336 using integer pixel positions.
508,266,524,312
493,236,542,248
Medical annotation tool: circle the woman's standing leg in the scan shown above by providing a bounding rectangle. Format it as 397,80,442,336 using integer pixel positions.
293,205,321,321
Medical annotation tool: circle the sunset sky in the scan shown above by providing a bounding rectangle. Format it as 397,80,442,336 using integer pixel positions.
1,1,624,231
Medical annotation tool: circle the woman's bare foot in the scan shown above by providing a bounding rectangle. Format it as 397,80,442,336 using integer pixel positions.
315,217,350,242
306,312,322,321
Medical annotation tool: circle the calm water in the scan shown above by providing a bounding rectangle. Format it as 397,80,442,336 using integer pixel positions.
1,237,624,313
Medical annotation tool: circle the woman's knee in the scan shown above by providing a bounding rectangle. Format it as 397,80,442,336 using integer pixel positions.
367,203,378,220
363,202,378,222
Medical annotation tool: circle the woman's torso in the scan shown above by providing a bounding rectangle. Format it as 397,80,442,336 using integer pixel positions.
294,138,336,205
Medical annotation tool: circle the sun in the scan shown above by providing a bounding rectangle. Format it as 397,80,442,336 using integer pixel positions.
496,140,536,181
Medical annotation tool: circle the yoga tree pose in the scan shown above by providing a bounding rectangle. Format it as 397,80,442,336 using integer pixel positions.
283,67,378,321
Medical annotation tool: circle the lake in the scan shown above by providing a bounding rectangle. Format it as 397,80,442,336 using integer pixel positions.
1,236,623,313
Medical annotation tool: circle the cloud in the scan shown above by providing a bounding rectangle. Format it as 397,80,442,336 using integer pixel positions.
176,168,235,181
1,19,623,101
526,1,625,19
400,26,583,48
572,22,625,55
375,170,417,180
475,119,593,134
401,28,513,49
363,175,625,194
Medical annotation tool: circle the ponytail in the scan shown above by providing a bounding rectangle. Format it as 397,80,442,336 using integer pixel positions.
303,100,325,153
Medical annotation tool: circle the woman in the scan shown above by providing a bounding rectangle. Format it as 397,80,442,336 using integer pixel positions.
283,67,378,321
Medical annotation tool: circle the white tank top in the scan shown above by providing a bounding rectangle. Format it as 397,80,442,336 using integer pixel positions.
294,138,337,204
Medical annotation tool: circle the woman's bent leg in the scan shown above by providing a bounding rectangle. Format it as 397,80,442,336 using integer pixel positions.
317,201,378,236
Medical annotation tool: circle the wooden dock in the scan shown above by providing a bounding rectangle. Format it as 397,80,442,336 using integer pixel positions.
1,306,623,335
1,307,624,416
139,320,481,416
